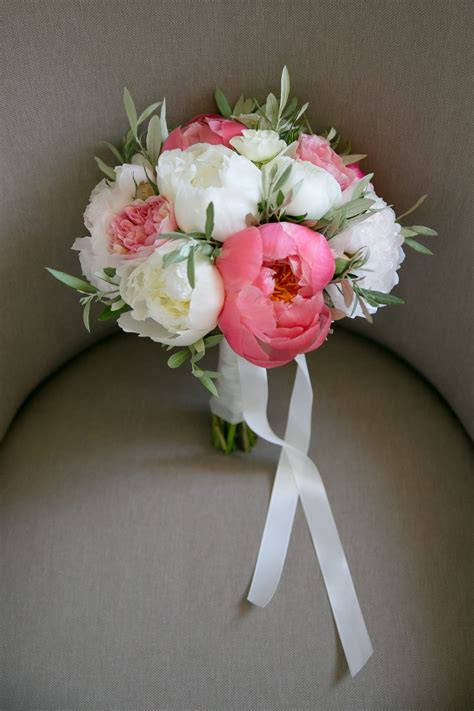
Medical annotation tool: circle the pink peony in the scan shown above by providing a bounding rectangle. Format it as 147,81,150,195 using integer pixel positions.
216,222,335,368
296,134,363,191
162,114,245,151
107,195,176,255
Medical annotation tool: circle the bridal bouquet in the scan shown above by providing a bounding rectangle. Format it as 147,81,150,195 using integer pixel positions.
48,67,435,676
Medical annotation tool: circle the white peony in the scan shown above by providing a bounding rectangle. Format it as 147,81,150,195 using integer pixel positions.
273,156,341,219
73,163,156,289
117,239,224,345
327,189,405,317
156,143,262,241
230,129,287,162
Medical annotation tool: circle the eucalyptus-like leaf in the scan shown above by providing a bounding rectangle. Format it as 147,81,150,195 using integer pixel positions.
46,268,98,293
294,102,309,121
205,202,215,239
162,248,189,270
199,373,219,397
361,289,405,305
214,88,232,118
101,141,123,165
265,92,279,126
137,101,162,126
82,299,92,332
411,225,438,236
273,163,293,192
94,156,116,181
167,350,189,368
204,333,223,348
160,98,169,141
351,173,374,200
146,115,162,165
187,246,196,288
397,194,427,221
123,87,138,140
400,227,418,238
279,65,290,116
404,238,433,255
341,154,367,166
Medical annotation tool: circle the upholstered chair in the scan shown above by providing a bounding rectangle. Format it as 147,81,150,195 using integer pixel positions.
1,2,472,708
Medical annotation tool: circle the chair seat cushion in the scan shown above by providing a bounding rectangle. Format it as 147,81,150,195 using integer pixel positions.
1,330,472,710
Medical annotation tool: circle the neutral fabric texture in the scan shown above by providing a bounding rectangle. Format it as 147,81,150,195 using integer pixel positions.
1,330,472,710
1,0,473,440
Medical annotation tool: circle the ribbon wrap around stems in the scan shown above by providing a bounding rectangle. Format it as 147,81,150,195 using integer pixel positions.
210,339,373,677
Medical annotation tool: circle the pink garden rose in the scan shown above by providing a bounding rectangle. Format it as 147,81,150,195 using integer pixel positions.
296,134,363,191
162,113,245,151
216,222,335,368
108,195,176,255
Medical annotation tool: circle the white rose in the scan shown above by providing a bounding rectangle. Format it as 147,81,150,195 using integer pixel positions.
326,190,405,317
73,163,156,289
117,239,224,345
156,144,262,242
273,156,341,219
230,129,287,162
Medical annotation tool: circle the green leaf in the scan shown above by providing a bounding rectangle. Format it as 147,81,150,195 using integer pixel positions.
273,163,293,192
397,194,427,221
343,197,375,218
205,202,215,239
204,333,223,348
214,88,232,118
281,96,298,119
187,246,195,288
123,87,138,140
146,115,162,165
404,238,433,255
265,92,279,125
101,141,123,165
160,98,169,141
411,225,438,237
294,101,309,121
199,373,219,397
400,227,418,238
341,154,367,166
362,289,405,305
94,156,116,181
98,303,131,321
103,267,116,278
167,350,189,368
46,268,98,293
137,101,161,125
279,66,290,116
351,173,374,200
162,248,189,270
82,299,92,332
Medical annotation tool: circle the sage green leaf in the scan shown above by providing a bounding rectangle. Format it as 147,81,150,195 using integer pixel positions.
146,115,162,165
123,87,138,140
205,202,214,239
405,238,433,255
214,88,232,118
343,197,375,218
204,333,223,348
341,154,367,166
411,225,438,236
137,101,162,126
46,268,98,293
351,173,374,200
199,373,219,397
82,299,91,332
167,350,189,368
101,141,123,165
400,227,419,237
187,246,195,288
397,194,427,221
162,248,188,270
279,65,290,115
160,98,169,141
98,303,131,321
265,92,279,125
94,156,116,181
363,289,405,305
294,101,309,121
282,96,297,119
273,163,293,192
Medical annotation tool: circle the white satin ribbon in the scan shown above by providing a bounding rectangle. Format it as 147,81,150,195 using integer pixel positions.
238,355,373,678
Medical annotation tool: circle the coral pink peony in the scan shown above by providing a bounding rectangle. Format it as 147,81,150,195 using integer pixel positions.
216,222,335,368
162,114,245,151
107,195,176,255
296,134,363,191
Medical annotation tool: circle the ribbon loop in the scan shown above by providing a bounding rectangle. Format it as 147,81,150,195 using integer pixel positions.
238,355,373,678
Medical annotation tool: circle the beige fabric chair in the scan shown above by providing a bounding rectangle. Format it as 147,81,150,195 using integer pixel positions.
1,2,472,709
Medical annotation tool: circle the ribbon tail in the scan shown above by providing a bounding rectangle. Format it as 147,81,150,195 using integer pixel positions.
239,356,373,678
248,358,313,607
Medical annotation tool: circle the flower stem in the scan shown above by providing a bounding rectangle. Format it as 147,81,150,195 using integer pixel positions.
211,415,257,454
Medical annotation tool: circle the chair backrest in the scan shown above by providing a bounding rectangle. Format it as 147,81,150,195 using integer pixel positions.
1,0,472,440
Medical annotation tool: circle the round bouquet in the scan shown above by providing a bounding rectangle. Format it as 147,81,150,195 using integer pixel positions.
48,67,435,676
